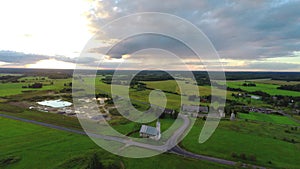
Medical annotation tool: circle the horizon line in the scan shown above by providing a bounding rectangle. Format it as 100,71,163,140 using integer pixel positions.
0,67,299,73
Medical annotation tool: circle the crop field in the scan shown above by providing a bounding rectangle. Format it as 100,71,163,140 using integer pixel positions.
0,117,230,169
181,120,300,169
238,112,299,126
227,81,300,96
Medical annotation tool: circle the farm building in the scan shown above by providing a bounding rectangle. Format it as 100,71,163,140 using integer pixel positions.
182,104,199,113
199,106,209,113
163,108,175,115
181,104,209,113
139,121,161,140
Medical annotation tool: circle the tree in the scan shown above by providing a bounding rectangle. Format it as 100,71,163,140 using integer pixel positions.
249,155,256,161
240,153,247,160
172,111,179,119
159,112,166,119
87,153,103,169
28,83,43,88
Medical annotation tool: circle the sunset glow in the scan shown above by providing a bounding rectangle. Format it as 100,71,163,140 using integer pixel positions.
25,59,75,69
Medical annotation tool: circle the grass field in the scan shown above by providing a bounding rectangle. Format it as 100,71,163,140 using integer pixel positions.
181,120,300,169
0,103,83,130
252,79,300,85
227,81,300,96
1,74,300,168
239,112,299,126
0,78,71,97
110,117,182,138
145,80,218,96
0,74,23,77
0,117,231,169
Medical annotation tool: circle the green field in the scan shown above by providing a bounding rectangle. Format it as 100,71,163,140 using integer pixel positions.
0,117,231,169
144,80,224,97
227,81,300,96
0,78,71,97
1,74,300,168
238,112,299,126
181,120,300,169
252,79,300,85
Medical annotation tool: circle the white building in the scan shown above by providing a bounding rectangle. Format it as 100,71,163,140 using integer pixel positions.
230,112,236,121
139,121,161,140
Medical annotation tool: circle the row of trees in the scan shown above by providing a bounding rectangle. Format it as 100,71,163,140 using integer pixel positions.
242,82,256,87
22,83,43,88
278,84,300,92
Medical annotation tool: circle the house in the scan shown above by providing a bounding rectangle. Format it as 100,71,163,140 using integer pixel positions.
199,106,209,113
251,95,261,100
91,115,104,121
182,104,199,113
230,113,235,121
182,104,208,114
57,111,66,115
139,121,161,140
218,109,225,118
163,108,175,115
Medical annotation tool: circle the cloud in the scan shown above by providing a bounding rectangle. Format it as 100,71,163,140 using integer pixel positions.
1,1,300,71
86,0,300,63
245,62,300,71
0,51,49,65
0,50,98,67
90,33,197,59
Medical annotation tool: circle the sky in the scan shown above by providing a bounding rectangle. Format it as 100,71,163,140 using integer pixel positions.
0,0,300,71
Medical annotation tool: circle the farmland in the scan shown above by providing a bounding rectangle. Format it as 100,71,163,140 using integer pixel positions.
0,117,230,169
1,70,300,169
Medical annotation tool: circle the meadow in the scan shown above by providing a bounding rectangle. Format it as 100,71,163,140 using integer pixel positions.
1,73,300,169
0,77,71,97
181,120,300,169
238,112,299,126
0,117,231,169
144,80,224,97
227,81,300,96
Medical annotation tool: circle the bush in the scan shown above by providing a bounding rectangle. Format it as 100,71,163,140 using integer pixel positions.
109,108,121,116
0,155,21,167
240,153,247,160
28,82,43,88
249,155,257,161
87,154,103,169
231,152,238,158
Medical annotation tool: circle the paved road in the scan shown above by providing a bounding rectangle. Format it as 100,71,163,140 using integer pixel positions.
0,113,265,168
169,146,266,169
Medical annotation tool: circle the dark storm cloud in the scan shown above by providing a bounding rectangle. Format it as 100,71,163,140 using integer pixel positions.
87,0,300,61
90,33,196,59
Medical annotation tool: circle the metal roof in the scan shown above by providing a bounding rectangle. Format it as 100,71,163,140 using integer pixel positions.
139,125,158,136
182,104,199,112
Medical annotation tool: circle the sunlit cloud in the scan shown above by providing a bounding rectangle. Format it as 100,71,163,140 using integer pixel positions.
25,59,75,69
0,0,300,71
